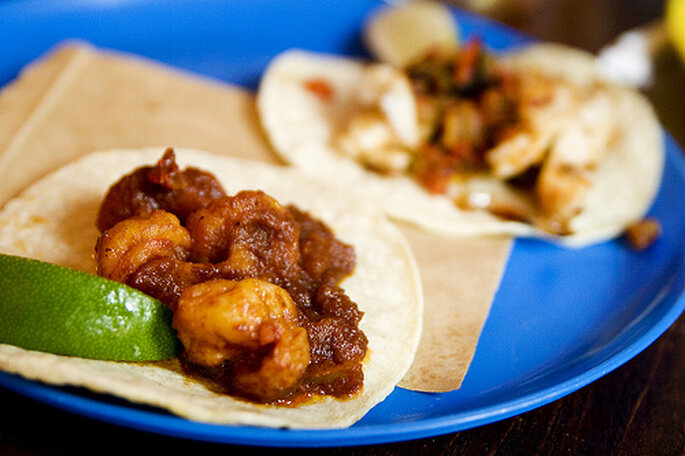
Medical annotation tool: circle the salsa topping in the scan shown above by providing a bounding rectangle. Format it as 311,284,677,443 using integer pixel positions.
95,148,367,403
304,78,335,101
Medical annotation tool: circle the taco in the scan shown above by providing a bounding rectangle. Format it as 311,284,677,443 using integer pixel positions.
0,147,422,429
256,42,664,247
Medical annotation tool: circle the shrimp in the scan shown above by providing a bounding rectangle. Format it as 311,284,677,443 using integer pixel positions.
96,148,226,232
185,191,303,285
95,210,191,283
173,278,310,401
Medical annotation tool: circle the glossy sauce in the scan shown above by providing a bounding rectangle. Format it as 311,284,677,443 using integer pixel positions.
96,149,367,403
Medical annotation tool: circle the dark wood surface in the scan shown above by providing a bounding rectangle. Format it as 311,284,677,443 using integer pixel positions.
1,1,683,455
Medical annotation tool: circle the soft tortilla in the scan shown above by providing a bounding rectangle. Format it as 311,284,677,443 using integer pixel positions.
0,147,423,429
0,43,511,394
256,45,664,247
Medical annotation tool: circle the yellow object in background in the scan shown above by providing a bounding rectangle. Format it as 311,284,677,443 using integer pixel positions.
667,0,685,60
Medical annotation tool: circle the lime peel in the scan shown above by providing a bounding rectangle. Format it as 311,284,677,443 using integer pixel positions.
0,254,177,361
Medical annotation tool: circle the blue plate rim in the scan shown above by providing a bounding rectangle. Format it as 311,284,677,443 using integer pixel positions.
0,142,682,448
0,0,683,448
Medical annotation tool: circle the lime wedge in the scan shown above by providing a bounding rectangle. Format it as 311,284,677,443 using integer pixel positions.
364,0,460,67
0,254,177,361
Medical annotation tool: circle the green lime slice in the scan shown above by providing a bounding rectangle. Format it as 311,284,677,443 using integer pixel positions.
0,254,177,361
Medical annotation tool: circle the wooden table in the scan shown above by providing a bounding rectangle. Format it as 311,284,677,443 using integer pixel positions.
1,1,683,454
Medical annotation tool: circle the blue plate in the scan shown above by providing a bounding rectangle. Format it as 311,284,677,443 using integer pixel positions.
0,0,683,448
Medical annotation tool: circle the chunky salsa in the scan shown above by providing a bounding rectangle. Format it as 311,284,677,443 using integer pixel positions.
406,38,519,194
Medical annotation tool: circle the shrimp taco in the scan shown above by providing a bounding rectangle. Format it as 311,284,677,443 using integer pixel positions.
256,42,664,247
0,147,422,429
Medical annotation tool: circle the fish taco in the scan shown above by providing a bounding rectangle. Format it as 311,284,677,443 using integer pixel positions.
257,42,663,247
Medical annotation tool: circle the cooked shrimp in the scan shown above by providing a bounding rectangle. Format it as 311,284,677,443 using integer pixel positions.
96,148,226,232
95,210,191,283
173,278,310,401
186,191,303,284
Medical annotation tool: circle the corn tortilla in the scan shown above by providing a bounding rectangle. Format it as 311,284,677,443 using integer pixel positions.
0,147,423,429
256,44,664,247
0,42,513,394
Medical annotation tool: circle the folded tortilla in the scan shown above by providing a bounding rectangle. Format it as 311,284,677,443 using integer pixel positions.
0,42,511,395
0,147,423,429
256,44,664,247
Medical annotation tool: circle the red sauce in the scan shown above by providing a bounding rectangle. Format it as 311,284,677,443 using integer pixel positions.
95,149,367,403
